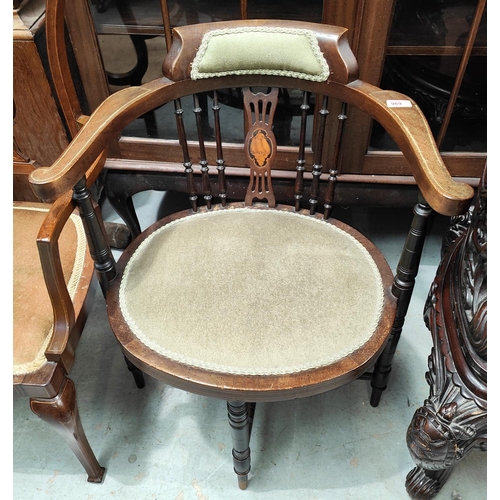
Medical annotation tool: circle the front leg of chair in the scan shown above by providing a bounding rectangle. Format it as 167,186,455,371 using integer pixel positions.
227,401,252,490
30,374,105,483
370,195,433,407
73,178,146,388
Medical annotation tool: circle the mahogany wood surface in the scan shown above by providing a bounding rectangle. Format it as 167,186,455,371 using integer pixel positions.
13,6,69,166
405,167,487,499
29,76,474,216
45,0,87,138
30,367,105,483
28,19,476,488
18,0,486,185
30,21,473,215
13,196,104,482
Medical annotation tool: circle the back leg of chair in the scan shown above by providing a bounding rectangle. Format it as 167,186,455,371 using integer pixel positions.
104,174,141,240
30,373,105,483
124,355,146,388
370,195,433,407
227,401,253,489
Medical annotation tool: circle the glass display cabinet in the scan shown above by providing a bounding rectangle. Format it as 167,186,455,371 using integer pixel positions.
16,0,486,204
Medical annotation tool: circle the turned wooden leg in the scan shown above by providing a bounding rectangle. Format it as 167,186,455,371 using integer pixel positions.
30,375,105,483
227,401,252,490
370,195,433,406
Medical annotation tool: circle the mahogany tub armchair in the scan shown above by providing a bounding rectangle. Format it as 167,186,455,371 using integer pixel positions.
29,19,474,488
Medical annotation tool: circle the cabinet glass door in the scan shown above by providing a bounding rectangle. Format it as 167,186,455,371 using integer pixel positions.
371,0,487,155
87,0,324,159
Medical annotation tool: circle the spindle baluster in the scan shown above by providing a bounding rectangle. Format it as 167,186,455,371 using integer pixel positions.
309,95,329,215
212,92,227,207
193,94,212,209
294,91,309,211
323,102,347,219
174,98,197,211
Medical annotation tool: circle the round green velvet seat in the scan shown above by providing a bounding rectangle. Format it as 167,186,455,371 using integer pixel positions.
111,205,394,397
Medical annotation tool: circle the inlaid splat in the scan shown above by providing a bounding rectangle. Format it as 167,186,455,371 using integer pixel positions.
243,88,278,207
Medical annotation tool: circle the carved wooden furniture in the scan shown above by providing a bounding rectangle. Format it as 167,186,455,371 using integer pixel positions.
29,20,474,488
406,167,487,499
13,161,105,482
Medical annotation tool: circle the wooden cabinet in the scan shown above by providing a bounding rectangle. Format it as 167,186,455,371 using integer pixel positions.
13,0,69,167
322,0,486,182
18,0,486,201
357,0,486,180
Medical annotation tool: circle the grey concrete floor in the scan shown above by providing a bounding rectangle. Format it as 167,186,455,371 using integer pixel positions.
13,191,487,499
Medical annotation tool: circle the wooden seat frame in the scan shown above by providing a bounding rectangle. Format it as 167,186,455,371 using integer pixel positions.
31,18,474,489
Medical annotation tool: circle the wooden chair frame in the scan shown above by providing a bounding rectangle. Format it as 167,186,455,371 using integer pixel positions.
13,184,105,482
30,18,474,488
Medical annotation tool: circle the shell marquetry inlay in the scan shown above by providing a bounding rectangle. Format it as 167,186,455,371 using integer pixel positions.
248,129,273,169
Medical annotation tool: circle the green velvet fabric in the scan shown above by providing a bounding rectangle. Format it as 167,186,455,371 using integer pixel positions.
119,209,385,376
191,27,330,81
13,206,87,375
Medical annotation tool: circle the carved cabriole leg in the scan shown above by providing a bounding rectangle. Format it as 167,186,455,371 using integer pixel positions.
30,374,105,483
73,177,145,389
405,357,487,500
227,401,252,490
370,195,433,407
405,204,487,499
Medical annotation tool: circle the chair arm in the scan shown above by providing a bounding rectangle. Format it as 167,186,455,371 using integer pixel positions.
36,191,79,363
342,80,475,216
28,81,171,202
35,149,105,366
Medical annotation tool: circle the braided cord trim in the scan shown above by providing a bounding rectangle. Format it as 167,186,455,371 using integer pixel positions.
119,208,385,376
191,27,330,82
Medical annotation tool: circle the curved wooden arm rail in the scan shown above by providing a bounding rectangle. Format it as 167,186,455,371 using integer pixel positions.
29,20,474,489
31,22,472,214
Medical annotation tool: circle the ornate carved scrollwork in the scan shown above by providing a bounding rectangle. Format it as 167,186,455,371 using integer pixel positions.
406,168,487,499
